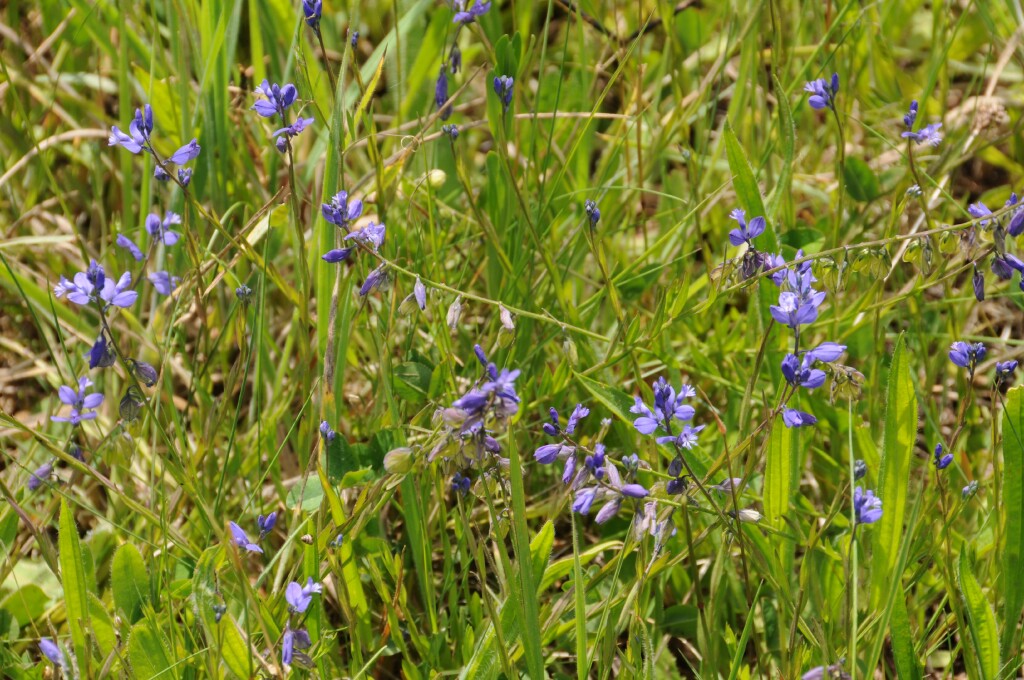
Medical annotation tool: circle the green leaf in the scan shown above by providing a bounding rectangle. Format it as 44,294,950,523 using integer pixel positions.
111,544,149,624
507,430,545,680
287,476,325,512
576,372,635,425
870,333,917,608
843,156,881,202
58,499,92,668
889,592,921,680
724,121,775,249
763,422,794,527
127,618,177,680
394,361,432,401
958,548,1000,680
1001,385,1024,660
767,73,795,220
323,435,353,485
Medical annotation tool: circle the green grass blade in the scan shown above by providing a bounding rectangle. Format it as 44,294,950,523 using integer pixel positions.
958,548,1000,680
1000,385,1024,661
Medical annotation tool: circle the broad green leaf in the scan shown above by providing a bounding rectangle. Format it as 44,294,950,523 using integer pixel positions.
59,499,91,668
287,476,325,512
871,333,917,608
88,593,118,660
763,422,794,527
507,431,544,680
958,549,1000,680
127,618,177,680
576,372,635,425
111,544,149,624
843,156,881,202
1001,385,1024,660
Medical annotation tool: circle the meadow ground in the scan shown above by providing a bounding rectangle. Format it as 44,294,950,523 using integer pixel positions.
2,0,1024,677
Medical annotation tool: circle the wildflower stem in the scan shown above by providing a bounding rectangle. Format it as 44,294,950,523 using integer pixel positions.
847,399,858,677
830,106,846,248
315,31,338,101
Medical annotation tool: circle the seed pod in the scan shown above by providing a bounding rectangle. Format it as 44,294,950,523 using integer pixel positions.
119,386,145,422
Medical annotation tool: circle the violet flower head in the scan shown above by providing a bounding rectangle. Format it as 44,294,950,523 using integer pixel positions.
453,0,491,24
178,168,193,187
108,106,152,154
997,360,1019,383
442,124,459,140
991,253,1024,281
38,638,65,668
54,261,138,309
282,625,312,667
933,443,953,470
727,208,766,247
973,265,985,301
273,117,314,152
27,462,54,492
655,424,706,449
770,290,823,330
167,138,201,164
302,0,322,31
903,100,918,129
493,75,514,113
319,420,337,442
901,122,943,147
435,66,452,120
572,487,598,515
968,201,993,226
804,72,839,111
359,266,388,296
52,376,104,426
782,408,817,428
149,271,180,296
853,486,883,524
585,199,600,227
322,247,353,263
564,403,589,435
154,165,171,181
414,277,427,310
781,353,826,390
631,377,696,436
146,211,182,246
88,333,116,370
451,472,472,495
252,80,298,119
116,233,144,261
322,190,364,228
344,221,386,251
285,578,322,613
948,341,986,373
258,512,277,539
229,521,263,554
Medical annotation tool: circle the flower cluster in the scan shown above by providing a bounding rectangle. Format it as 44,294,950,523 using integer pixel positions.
900,100,943,147
853,486,883,524
109,104,200,184
804,72,839,111
966,192,1024,300
251,80,313,152
493,75,514,113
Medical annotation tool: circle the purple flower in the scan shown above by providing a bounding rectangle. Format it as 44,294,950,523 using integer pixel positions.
88,334,115,369
154,165,171,181
584,199,600,226
565,404,589,434
533,443,562,464
229,521,263,553
451,472,472,495
273,117,314,152
997,360,1018,380
595,497,622,523
933,443,953,470
108,108,149,153
770,290,822,329
620,483,649,499
149,271,180,296
27,462,53,491
414,277,427,310
781,353,826,389
991,253,1024,280
319,420,336,442
285,578,322,613
853,486,883,524
321,247,353,263
655,424,706,449
435,65,452,120
805,342,846,363
51,376,104,425
453,0,491,24
302,0,322,30
322,190,364,228
116,233,144,261
132,360,159,387
167,138,201,164
973,265,985,301
963,481,979,499
631,378,696,436
572,487,598,514
804,72,839,110
53,261,138,309
146,211,182,246
482,367,521,404
258,512,277,539
359,266,387,296
38,638,65,667
968,201,993,226
178,168,193,187
948,341,986,372
903,100,918,129
442,124,459,140
727,208,766,246
493,75,514,113
344,221,386,251
252,80,298,119
802,661,850,680
782,408,817,428
901,123,943,147
281,625,312,667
